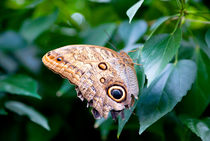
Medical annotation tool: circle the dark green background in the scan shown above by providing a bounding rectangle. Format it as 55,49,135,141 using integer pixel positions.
0,0,209,140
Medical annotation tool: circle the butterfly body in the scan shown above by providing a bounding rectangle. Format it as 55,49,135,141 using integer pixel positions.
42,45,139,119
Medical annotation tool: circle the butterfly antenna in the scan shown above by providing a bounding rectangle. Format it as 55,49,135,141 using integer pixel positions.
104,30,118,51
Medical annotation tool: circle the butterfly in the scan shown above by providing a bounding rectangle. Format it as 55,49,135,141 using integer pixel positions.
42,45,139,119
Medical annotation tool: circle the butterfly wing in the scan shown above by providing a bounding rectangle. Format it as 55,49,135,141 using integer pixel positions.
42,45,139,119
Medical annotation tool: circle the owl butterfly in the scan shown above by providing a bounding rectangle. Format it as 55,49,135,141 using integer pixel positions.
42,45,139,119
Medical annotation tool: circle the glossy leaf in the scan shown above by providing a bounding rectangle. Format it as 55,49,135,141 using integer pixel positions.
147,16,172,40
118,20,147,46
5,101,50,130
176,49,210,117
180,115,210,141
20,11,58,42
142,29,182,86
117,47,145,137
126,0,144,23
0,75,41,99
81,23,116,46
137,60,196,134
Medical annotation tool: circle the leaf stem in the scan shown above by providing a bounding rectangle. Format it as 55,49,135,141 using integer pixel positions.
174,51,179,65
171,3,185,35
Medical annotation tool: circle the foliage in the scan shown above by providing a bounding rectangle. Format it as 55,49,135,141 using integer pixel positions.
0,0,209,140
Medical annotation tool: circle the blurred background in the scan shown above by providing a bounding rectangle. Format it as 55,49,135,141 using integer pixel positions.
0,0,209,141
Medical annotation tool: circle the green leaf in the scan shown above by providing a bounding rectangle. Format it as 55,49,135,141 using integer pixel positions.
142,29,182,86
14,47,41,74
0,51,18,73
176,49,210,117
180,115,210,141
20,11,58,42
117,101,137,138
94,116,113,140
56,79,75,97
196,31,210,59
205,29,210,48
147,16,172,40
94,117,107,128
117,47,145,137
0,74,41,99
126,0,144,23
118,20,147,46
0,31,26,51
81,23,116,46
137,60,196,134
26,0,44,8
98,117,113,140
5,101,50,130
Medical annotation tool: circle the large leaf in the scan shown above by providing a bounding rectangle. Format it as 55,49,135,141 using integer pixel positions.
147,16,172,40
5,101,50,130
176,49,210,117
126,0,144,23
137,60,197,134
0,31,26,51
81,23,116,46
142,29,182,86
0,74,41,99
117,47,145,137
20,11,58,42
180,115,210,141
118,20,147,46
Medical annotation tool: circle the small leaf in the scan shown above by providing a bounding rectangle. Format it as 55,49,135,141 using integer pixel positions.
0,74,41,99
0,31,26,51
94,118,107,128
5,101,50,130
0,51,18,73
81,23,116,46
14,47,41,74
117,101,137,138
205,29,210,48
20,11,58,42
137,60,197,134
126,0,144,23
117,47,145,137
118,20,147,46
142,29,182,86
180,115,210,141
99,117,113,140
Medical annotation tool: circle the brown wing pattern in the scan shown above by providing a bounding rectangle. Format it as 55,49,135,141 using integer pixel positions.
42,45,139,119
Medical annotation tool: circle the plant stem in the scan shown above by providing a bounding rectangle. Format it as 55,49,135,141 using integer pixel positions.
174,51,179,65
